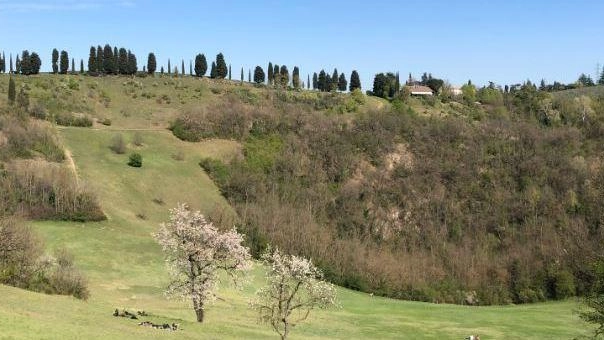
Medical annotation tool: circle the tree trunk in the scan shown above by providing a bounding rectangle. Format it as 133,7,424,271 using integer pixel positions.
195,307,204,323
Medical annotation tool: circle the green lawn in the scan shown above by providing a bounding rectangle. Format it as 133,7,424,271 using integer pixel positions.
0,76,594,339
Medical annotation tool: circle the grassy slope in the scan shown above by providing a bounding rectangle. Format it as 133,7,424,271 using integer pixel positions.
0,74,593,339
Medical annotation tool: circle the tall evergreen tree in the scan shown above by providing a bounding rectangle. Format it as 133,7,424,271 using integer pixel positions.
349,70,361,91
96,46,103,74
0,52,5,73
240,67,244,83
88,47,96,74
215,53,227,79
113,47,119,74
325,74,332,92
394,72,400,94
71,58,75,74
267,62,273,85
9,54,13,74
59,50,69,74
118,48,128,74
160,66,164,74
8,76,15,104
228,64,232,80
52,48,59,74
168,59,171,75
331,68,338,91
80,59,84,73
279,65,289,87
103,44,114,74
273,64,279,84
15,55,21,75
147,53,157,74
338,73,347,92
181,59,185,76
313,72,318,90
194,54,207,77
30,53,41,75
20,50,31,75
292,66,300,89
210,61,216,78
318,70,326,91
248,69,251,83
307,74,310,89
253,65,265,84
127,51,137,75
599,69,604,85
189,60,192,76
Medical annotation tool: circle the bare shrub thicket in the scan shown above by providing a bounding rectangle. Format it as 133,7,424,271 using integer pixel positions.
0,160,105,221
0,218,89,299
0,116,64,162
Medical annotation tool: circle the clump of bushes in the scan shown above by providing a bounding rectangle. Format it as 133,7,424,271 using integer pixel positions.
0,160,106,222
55,113,93,127
0,218,89,300
0,116,64,162
132,132,143,146
109,133,126,154
128,153,142,167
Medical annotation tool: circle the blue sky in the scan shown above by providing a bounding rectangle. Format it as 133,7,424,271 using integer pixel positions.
1,0,603,89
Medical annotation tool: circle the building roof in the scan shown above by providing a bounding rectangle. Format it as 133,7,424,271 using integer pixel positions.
406,85,434,94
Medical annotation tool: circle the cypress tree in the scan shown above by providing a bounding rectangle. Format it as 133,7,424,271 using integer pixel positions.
59,50,69,74
30,53,41,75
71,58,75,74
15,55,21,75
147,53,157,74
325,74,332,92
395,72,400,94
292,66,300,89
215,53,227,79
194,54,207,77
174,66,179,77
273,64,279,84
349,70,361,91
267,62,273,85
103,44,114,74
9,54,13,74
52,48,59,74
127,51,137,75
279,65,289,87
181,59,185,76
96,46,103,74
228,64,232,80
113,47,119,74
88,47,96,74
189,60,192,76
210,61,216,78
240,67,244,83
118,48,128,74
248,69,251,83
160,66,164,74
331,68,338,91
313,72,318,90
318,70,326,91
338,73,347,92
80,59,84,73
253,65,265,84
20,50,30,75
8,76,16,104
0,52,5,73
168,59,171,75
307,74,310,89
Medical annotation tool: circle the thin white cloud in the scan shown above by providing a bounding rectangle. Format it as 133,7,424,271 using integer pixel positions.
0,0,135,12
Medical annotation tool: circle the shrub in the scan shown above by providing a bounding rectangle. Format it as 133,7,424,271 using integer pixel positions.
46,249,89,300
109,133,126,154
199,158,230,187
132,132,143,146
128,153,142,167
55,113,93,127
100,118,112,126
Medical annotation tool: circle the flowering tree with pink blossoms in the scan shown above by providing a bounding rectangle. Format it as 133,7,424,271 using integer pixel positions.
154,203,251,322
251,248,337,340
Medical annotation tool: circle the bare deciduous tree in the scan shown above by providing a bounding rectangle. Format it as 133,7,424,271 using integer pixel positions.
154,203,251,322
251,248,337,340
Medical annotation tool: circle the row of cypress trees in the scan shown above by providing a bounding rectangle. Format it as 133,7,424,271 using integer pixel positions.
87,44,137,75
1,47,362,92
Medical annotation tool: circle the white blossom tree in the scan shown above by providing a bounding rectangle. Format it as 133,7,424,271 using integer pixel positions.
154,203,251,322
251,248,337,340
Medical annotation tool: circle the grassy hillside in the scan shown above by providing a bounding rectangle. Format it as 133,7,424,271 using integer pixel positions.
0,74,596,339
